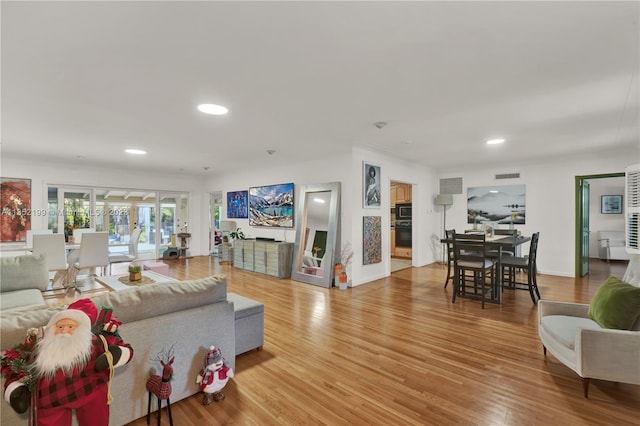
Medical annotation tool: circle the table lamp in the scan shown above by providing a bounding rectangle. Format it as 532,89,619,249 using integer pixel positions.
219,220,237,238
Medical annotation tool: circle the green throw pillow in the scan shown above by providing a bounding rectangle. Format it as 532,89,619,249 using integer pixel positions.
588,276,640,330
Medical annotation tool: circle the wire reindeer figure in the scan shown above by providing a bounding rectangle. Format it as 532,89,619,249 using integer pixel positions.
146,344,175,426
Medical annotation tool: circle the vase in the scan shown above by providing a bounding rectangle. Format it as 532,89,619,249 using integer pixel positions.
338,271,348,290
129,272,142,281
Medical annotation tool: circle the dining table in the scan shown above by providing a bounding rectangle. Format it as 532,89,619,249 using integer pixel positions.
441,233,532,304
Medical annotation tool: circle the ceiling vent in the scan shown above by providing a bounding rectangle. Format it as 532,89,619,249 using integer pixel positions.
495,173,520,180
439,177,463,194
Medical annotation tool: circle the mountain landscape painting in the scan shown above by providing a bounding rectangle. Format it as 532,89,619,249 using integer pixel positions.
249,183,294,227
467,184,526,225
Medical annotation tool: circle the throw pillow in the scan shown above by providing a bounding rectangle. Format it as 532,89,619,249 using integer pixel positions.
588,276,640,330
0,254,49,292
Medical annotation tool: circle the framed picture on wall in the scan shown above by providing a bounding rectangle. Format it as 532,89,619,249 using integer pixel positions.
467,184,526,225
227,190,248,218
363,216,382,264
363,162,381,209
601,195,622,214
249,182,294,227
0,177,31,242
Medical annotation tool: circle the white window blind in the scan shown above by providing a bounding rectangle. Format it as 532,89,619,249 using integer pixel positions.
626,164,640,253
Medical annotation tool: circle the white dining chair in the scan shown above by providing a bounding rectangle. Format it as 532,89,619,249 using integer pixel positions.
71,231,109,292
32,233,68,290
26,229,53,249
108,227,142,274
72,228,95,244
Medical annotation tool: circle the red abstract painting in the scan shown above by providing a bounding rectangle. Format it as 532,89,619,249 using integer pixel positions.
1,177,31,242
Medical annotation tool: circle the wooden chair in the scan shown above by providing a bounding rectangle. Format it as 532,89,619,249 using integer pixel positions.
444,229,455,288
486,228,517,258
452,233,497,308
501,232,540,304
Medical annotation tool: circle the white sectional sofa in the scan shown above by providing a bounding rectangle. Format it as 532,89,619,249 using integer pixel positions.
0,254,48,312
1,275,236,426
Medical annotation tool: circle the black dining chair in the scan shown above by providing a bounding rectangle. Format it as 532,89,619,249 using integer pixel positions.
444,229,455,288
501,232,540,304
452,233,497,308
486,228,517,258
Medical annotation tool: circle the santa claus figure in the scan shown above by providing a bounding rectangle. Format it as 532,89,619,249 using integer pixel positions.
196,346,233,405
2,298,133,426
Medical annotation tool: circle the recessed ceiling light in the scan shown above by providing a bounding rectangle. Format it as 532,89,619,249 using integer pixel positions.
125,149,147,155
486,138,505,145
198,104,228,115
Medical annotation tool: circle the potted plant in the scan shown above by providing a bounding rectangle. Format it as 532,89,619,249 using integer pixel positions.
128,264,142,281
229,227,245,240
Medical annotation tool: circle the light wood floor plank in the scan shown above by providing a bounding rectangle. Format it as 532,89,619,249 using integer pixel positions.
48,257,638,425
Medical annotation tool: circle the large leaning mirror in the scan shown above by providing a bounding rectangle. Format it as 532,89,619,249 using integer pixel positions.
291,182,341,288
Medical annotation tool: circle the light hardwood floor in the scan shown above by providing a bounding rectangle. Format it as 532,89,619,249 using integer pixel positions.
51,258,638,425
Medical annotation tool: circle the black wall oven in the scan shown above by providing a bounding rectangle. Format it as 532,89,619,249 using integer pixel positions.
395,220,412,247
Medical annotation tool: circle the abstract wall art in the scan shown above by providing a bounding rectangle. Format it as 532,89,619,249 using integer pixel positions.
363,215,382,265
1,177,31,242
227,190,248,218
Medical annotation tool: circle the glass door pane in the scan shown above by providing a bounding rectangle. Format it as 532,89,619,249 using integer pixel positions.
58,188,93,242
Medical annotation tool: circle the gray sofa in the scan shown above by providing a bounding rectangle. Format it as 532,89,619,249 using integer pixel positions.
1,275,236,426
0,254,48,312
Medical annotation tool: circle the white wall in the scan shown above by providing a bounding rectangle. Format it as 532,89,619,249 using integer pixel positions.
437,149,637,277
1,156,207,255
5,144,636,282
204,147,440,286
588,176,625,258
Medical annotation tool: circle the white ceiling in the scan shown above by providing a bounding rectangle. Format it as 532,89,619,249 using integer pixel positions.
2,1,639,176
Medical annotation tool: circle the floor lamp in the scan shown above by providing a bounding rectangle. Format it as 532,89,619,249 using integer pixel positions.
435,194,454,263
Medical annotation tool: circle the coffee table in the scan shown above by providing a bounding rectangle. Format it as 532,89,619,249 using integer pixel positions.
96,271,175,291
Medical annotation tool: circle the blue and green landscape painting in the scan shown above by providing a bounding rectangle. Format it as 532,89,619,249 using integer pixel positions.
249,183,294,227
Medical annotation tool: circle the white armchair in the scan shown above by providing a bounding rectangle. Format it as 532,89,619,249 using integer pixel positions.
597,230,631,261
538,299,640,397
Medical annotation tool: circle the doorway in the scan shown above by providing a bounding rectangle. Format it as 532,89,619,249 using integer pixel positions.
575,172,625,277
390,180,413,272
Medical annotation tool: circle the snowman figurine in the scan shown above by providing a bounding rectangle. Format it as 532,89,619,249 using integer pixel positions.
196,346,234,405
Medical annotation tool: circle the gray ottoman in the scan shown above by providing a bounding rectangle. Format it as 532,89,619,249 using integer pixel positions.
227,292,264,355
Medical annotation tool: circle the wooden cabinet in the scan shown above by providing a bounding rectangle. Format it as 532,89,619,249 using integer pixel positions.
390,183,412,204
390,229,396,256
234,240,293,278
233,240,255,270
395,183,411,203
254,241,294,278
394,246,412,258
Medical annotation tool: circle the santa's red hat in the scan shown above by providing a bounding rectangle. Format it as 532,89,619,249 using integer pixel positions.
47,298,98,329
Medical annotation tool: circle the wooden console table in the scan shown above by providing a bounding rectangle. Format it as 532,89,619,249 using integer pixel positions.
233,240,293,278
